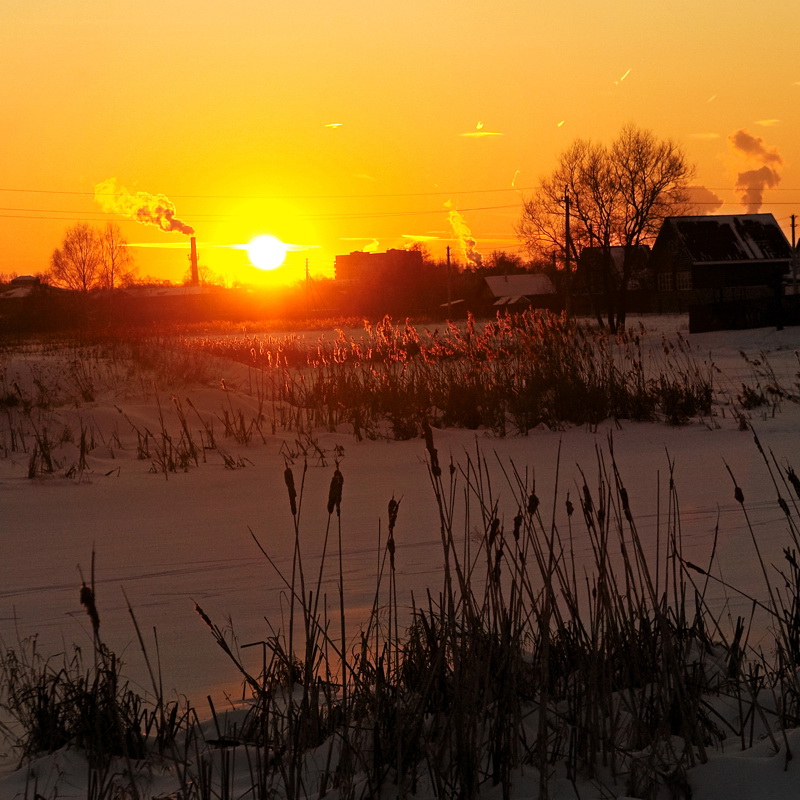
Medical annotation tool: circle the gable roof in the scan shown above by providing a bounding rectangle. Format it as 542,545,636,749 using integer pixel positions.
660,214,792,265
484,274,555,298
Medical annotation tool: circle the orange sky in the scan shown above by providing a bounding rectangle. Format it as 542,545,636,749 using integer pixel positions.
3,1,800,287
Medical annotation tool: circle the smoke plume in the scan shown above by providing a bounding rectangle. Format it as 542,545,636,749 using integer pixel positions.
445,200,482,266
94,178,194,235
729,129,783,213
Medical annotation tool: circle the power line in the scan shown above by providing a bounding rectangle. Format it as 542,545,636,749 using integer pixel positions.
0,203,523,224
4,185,800,200
0,186,538,201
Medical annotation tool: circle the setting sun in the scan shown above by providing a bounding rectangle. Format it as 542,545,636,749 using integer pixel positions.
247,234,289,271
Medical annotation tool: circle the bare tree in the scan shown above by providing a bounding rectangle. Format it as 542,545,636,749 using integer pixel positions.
516,124,694,330
49,223,102,292
98,223,136,289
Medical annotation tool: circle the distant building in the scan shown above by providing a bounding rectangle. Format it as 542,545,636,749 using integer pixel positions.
1,275,44,298
0,276,75,331
334,249,424,283
334,249,427,314
649,214,793,331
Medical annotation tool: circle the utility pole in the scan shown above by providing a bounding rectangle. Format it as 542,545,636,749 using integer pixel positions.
564,186,572,318
305,258,310,317
791,214,797,296
446,245,452,314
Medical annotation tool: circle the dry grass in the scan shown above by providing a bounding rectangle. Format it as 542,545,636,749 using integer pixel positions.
4,430,800,798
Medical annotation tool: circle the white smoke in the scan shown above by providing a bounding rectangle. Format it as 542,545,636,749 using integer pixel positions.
95,178,194,235
445,200,482,266
729,129,783,213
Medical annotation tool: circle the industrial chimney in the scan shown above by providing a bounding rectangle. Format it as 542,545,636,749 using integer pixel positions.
189,236,199,285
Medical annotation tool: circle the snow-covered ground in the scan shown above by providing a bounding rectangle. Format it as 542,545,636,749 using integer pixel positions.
2,314,800,798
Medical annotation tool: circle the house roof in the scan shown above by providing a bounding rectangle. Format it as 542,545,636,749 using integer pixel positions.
484,274,555,298
662,214,792,265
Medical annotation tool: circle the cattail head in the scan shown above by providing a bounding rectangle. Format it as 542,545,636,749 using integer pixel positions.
327,466,344,516
512,511,522,541
284,466,297,516
421,420,441,477
388,496,400,535
80,582,100,636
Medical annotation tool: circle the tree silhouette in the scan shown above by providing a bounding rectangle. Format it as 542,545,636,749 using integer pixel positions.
49,223,136,291
50,223,102,292
99,222,135,289
516,124,693,330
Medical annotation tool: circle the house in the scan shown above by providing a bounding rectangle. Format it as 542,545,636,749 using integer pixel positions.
482,273,558,314
649,214,794,332
573,245,653,319
0,276,75,331
576,246,651,289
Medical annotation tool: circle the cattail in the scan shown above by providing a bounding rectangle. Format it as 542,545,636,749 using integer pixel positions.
421,420,441,476
620,486,632,522
512,511,522,541
284,466,297,516
527,492,539,516
734,485,744,504
80,582,100,635
388,497,400,535
327,466,344,516
565,494,574,517
194,602,214,630
582,484,593,514
787,467,800,500
387,533,396,570
488,517,500,547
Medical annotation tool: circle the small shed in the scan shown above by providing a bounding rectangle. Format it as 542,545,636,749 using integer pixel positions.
483,274,557,312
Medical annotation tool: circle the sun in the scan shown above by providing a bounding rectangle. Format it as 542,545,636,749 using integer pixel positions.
247,234,289,271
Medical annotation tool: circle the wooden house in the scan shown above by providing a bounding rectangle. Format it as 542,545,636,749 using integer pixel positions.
648,214,794,332
482,274,558,314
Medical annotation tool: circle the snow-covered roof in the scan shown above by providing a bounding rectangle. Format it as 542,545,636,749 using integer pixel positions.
664,214,792,264
484,274,555,298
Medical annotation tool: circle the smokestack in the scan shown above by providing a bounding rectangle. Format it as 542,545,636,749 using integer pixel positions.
189,237,199,285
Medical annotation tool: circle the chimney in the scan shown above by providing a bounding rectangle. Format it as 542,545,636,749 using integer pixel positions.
189,236,199,285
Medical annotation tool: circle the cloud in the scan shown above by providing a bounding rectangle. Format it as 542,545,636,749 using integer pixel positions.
340,237,380,252
685,186,724,214
689,132,721,140
755,119,781,127
460,121,504,137
401,234,441,242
